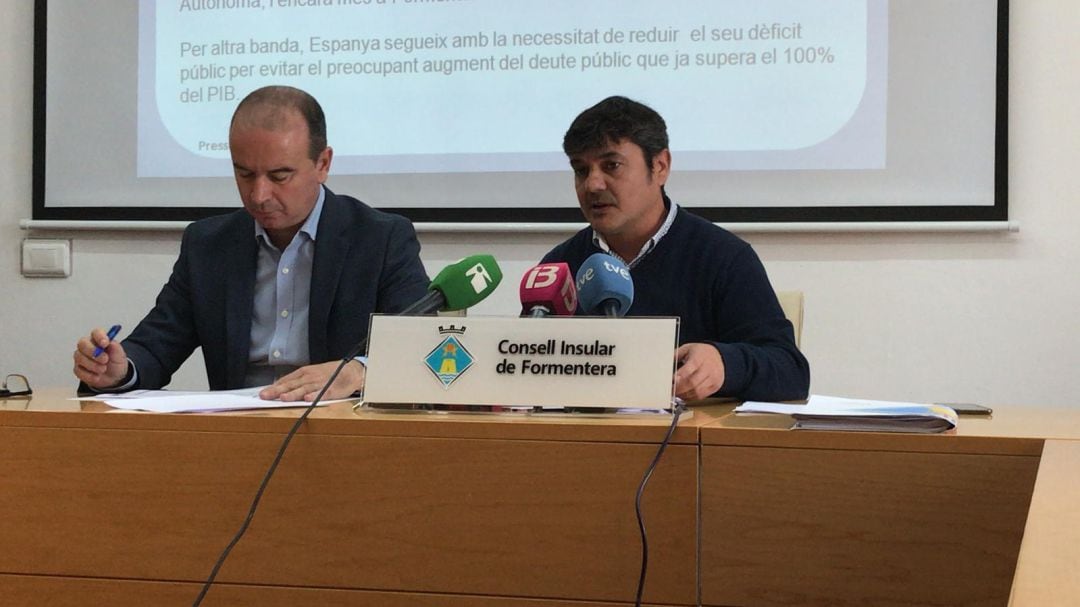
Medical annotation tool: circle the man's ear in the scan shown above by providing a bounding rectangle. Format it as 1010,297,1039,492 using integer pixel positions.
652,148,671,186
316,146,334,183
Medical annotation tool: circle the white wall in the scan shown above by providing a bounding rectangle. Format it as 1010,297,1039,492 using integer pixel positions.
2,2,1077,405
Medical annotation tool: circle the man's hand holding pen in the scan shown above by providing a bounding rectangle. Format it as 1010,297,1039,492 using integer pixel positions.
74,324,129,390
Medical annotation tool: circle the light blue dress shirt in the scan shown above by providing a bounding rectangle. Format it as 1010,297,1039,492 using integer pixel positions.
244,187,326,387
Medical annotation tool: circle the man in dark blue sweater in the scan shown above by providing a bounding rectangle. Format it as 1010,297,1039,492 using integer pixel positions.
540,96,809,402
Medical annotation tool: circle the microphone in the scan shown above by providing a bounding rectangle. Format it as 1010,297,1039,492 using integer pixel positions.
345,254,503,360
519,262,578,317
575,253,633,317
400,254,504,316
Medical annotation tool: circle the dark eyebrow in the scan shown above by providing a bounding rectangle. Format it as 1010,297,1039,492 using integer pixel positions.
231,164,295,175
570,150,625,166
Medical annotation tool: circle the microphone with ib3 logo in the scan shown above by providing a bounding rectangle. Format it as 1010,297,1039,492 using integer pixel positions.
519,262,578,317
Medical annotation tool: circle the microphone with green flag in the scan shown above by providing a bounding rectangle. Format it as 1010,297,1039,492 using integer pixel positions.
400,254,504,315
342,254,502,360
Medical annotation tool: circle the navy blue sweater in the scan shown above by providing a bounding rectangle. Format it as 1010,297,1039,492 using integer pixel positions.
542,206,810,401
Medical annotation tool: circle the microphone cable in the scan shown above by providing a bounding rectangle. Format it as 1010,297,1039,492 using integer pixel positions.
633,400,686,607
190,342,364,606
190,256,498,604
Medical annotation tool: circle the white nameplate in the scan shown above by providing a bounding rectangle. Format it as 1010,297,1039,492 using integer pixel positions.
363,316,679,410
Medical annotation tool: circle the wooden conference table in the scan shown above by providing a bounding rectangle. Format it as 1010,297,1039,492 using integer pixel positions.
0,390,1077,606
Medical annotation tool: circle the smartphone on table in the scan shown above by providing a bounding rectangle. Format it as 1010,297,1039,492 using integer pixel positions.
937,402,993,415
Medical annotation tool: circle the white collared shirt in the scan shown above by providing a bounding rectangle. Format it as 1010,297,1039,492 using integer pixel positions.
591,198,679,268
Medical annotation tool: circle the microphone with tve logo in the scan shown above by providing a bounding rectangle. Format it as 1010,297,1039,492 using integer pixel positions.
400,254,504,316
575,253,633,317
519,262,578,317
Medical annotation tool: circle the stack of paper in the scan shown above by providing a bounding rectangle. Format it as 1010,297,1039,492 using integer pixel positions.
74,387,344,414
734,395,959,433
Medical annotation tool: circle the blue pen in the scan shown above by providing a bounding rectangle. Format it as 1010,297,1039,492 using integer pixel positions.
93,324,122,357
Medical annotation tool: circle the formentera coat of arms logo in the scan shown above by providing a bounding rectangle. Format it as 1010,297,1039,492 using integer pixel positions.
424,324,474,389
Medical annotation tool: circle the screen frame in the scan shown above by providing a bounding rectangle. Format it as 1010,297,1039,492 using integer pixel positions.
31,0,1008,225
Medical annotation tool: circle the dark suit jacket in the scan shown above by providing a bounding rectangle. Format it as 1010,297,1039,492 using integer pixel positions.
117,188,431,390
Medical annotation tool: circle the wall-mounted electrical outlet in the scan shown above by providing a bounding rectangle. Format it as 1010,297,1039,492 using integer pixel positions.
21,239,72,277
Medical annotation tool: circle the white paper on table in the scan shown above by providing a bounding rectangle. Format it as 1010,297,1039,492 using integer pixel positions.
733,394,958,433
733,402,809,415
806,394,940,411
736,395,937,415
72,386,351,413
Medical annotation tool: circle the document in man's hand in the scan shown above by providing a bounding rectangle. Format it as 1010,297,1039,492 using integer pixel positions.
734,395,959,433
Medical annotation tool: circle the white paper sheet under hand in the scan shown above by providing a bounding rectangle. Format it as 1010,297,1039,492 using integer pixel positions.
83,387,346,414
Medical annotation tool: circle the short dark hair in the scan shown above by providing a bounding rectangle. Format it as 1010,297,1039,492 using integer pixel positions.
231,85,327,161
563,96,669,169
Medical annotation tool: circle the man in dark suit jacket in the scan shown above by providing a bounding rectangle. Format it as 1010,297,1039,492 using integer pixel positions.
73,86,430,400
